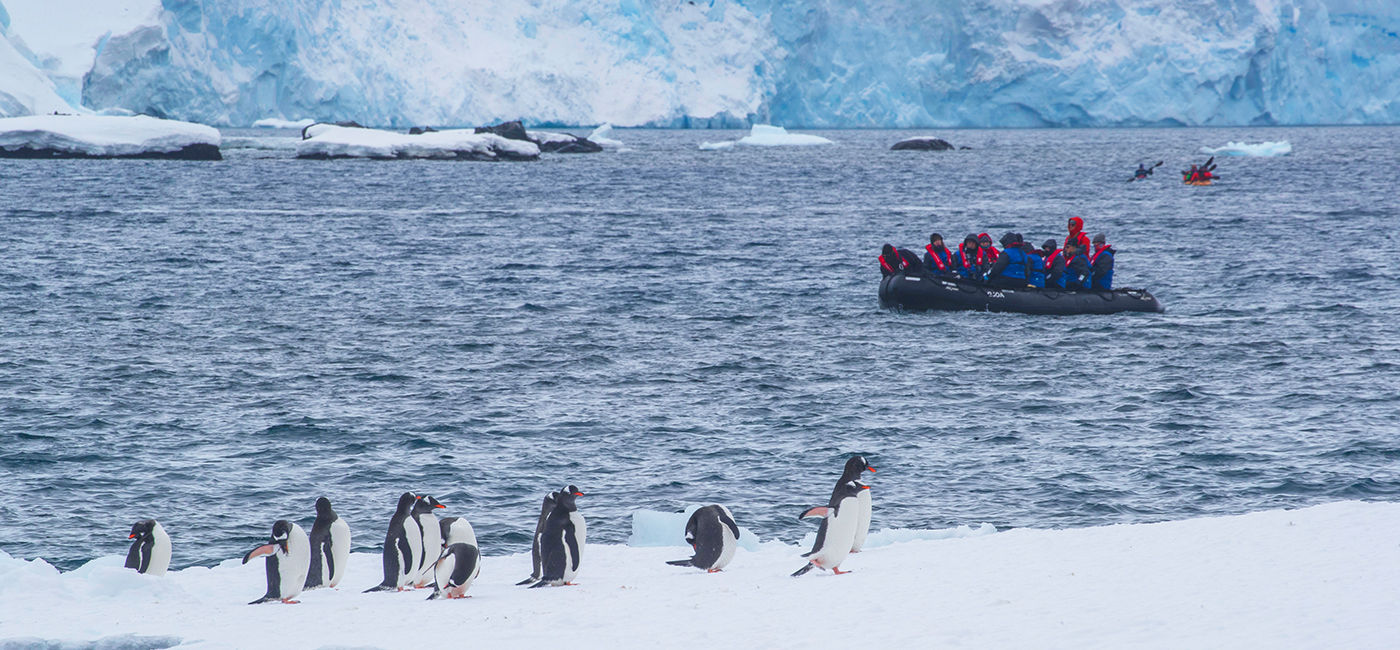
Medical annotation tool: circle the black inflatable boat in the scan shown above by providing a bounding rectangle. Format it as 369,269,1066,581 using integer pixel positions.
879,274,1164,315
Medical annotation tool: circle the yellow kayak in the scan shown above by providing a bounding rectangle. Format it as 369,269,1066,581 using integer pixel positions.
1184,179,1212,186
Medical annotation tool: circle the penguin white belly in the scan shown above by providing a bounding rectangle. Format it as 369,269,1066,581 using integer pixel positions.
433,551,456,591
564,512,586,582
714,525,737,570
147,523,172,576
852,488,872,552
399,518,423,588
328,518,350,587
813,497,859,570
416,514,442,586
560,540,578,584
281,523,311,601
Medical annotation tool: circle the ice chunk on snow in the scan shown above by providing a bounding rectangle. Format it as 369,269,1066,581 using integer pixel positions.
296,124,539,160
1199,141,1292,156
628,507,760,551
0,114,219,158
587,124,624,150
699,124,833,150
251,117,314,129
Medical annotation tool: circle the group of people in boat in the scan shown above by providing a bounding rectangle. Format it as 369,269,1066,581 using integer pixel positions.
879,217,1115,291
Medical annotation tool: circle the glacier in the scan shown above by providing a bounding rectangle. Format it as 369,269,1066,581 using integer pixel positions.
0,0,1398,127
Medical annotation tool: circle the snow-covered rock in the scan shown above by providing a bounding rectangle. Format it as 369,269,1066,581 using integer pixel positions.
0,502,1396,648
251,117,315,129
1200,140,1293,157
0,114,220,159
891,136,955,151
296,123,539,160
700,124,833,150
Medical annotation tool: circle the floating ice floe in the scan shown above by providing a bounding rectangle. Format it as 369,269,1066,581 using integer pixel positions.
587,124,625,150
296,124,539,160
0,115,221,159
251,117,316,129
699,124,834,150
0,502,1395,647
1199,140,1292,156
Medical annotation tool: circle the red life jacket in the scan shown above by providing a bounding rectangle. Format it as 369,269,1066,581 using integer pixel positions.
878,254,896,274
957,246,977,269
1045,249,1063,271
977,246,998,265
925,244,951,271
1090,245,1113,266
1063,232,1089,252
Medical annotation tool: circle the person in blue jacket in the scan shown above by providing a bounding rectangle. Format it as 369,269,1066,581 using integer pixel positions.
1058,239,1092,290
985,232,1029,288
953,234,982,281
1024,240,1046,288
922,233,955,277
1089,232,1115,290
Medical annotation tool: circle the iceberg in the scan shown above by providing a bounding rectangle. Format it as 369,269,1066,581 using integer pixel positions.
1199,140,1293,157
0,502,1396,647
0,114,220,159
295,123,539,160
586,124,625,151
699,124,834,150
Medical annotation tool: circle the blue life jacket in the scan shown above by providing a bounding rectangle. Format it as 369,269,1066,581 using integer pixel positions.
1091,248,1114,290
1062,253,1088,289
998,247,1027,280
1026,251,1045,288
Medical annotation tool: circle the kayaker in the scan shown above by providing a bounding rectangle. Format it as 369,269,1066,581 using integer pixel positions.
1184,164,1199,183
923,233,955,277
986,232,1030,288
1064,217,1091,253
1134,164,1149,180
1024,241,1046,288
1090,233,1115,290
954,235,982,281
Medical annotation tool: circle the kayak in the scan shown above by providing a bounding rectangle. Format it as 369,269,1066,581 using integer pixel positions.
879,274,1164,315
1184,179,1212,186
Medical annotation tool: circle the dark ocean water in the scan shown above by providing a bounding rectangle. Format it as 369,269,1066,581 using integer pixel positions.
2,127,1398,571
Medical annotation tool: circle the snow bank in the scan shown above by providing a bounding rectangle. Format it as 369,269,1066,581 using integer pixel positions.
2,502,1396,649
587,124,624,150
0,114,220,159
251,117,314,129
296,124,538,160
1199,140,1293,156
699,124,834,150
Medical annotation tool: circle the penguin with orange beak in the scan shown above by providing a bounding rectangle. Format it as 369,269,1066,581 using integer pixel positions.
242,520,310,604
840,456,876,552
530,486,586,587
792,480,865,577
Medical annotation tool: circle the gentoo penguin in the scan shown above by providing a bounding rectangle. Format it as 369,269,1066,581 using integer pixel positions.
365,492,423,592
242,520,311,604
515,489,557,586
412,496,447,588
837,456,876,552
427,543,481,600
791,480,865,577
530,486,585,588
124,519,171,576
304,497,351,589
439,516,477,548
666,505,740,572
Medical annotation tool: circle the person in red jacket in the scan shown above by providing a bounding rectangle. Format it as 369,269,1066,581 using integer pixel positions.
878,243,922,277
1064,217,1091,253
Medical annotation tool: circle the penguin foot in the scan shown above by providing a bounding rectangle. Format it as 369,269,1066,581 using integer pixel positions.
563,582,577,586
832,568,851,575
706,569,722,573
280,598,301,604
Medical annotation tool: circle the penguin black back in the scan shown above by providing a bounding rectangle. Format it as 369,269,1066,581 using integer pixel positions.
365,492,418,592
305,497,337,589
125,520,157,572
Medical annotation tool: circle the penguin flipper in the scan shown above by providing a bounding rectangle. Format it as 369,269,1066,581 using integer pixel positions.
666,559,697,567
790,563,816,578
799,506,830,520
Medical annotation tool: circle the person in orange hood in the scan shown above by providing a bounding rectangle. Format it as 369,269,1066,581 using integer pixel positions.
1064,217,1091,253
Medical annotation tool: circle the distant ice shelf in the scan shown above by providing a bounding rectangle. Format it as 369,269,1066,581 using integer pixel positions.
1199,141,1293,157
0,114,220,159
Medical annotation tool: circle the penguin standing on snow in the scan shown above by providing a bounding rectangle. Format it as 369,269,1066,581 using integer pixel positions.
412,496,446,588
530,486,586,588
124,519,171,576
515,489,557,586
792,480,865,577
666,505,740,572
837,455,876,552
365,492,422,592
428,542,481,600
242,520,311,604
304,497,350,589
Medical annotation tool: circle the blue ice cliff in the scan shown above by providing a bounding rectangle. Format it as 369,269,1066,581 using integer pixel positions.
1,0,1397,127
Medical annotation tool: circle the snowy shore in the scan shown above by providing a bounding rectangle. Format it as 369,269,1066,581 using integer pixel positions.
0,115,220,159
296,124,539,160
1,501,1396,649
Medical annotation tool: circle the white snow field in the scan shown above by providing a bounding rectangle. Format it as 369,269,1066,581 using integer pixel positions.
295,124,539,160
700,125,834,150
1199,140,1294,157
1,501,1396,649
0,114,219,157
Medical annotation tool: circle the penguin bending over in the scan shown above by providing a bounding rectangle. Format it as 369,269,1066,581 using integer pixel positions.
427,543,480,600
667,505,740,572
792,480,865,577
243,520,310,604
365,492,423,592
304,497,350,590
412,495,446,588
515,489,557,586
530,487,585,588
440,516,477,548
836,456,876,552
124,519,171,576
